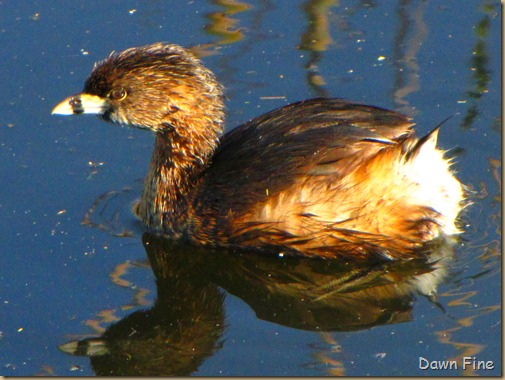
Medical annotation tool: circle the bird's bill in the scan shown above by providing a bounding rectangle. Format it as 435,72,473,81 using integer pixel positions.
51,93,109,116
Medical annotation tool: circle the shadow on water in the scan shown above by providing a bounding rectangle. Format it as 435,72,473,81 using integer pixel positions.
59,230,456,376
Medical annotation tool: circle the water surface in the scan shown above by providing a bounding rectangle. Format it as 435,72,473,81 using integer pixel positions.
0,0,501,376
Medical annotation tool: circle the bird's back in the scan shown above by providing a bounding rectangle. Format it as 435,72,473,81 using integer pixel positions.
187,98,464,260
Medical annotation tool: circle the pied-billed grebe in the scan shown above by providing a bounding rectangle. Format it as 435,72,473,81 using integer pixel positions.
52,43,464,260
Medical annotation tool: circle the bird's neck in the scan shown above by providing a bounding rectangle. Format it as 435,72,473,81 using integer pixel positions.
137,122,220,236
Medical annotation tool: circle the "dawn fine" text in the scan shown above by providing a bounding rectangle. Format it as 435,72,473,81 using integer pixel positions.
419,356,494,371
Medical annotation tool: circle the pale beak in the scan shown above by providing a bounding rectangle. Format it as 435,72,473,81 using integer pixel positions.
51,93,110,115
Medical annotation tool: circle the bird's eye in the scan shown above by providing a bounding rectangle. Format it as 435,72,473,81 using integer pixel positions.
109,88,127,101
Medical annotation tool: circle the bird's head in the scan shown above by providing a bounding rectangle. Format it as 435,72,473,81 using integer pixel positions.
52,43,225,135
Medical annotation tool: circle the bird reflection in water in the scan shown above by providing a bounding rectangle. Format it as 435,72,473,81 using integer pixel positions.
59,233,454,376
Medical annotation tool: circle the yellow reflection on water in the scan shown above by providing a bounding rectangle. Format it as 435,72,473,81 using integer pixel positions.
204,0,252,44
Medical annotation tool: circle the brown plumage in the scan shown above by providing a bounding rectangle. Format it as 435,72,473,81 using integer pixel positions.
52,43,465,260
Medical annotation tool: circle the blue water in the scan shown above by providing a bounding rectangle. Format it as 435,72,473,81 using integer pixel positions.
0,0,501,376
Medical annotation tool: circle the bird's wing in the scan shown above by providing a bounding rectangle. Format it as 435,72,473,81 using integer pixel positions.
194,98,413,207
